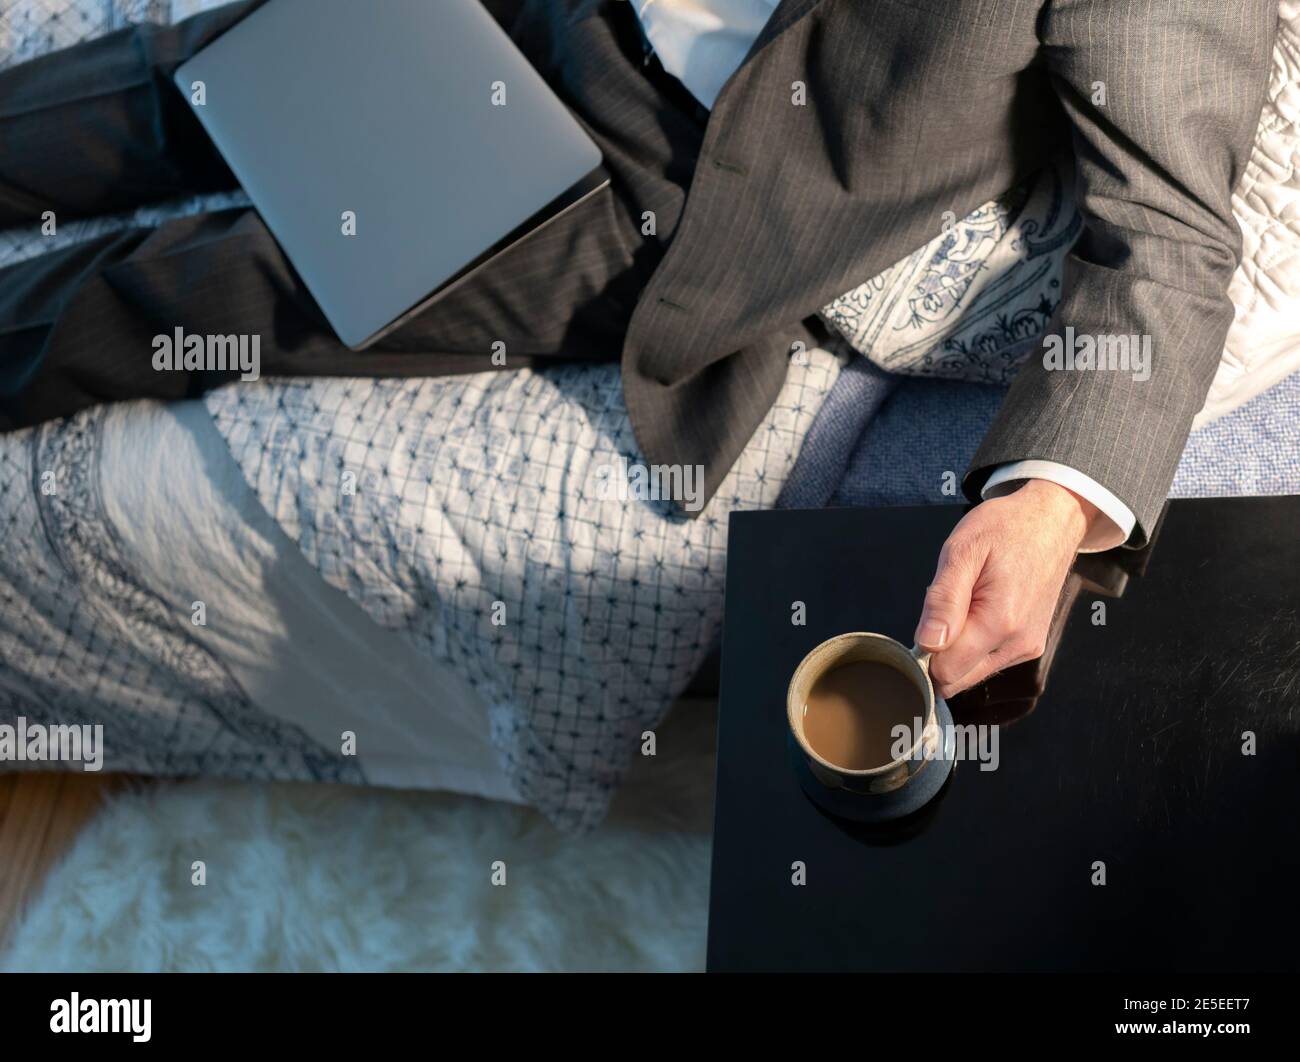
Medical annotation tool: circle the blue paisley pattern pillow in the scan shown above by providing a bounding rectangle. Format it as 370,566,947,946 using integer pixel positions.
821,152,1083,385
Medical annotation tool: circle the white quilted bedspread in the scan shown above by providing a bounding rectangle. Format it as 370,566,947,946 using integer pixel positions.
1211,1,1300,424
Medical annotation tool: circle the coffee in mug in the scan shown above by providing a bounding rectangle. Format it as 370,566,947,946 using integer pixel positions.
787,632,940,795
803,659,926,771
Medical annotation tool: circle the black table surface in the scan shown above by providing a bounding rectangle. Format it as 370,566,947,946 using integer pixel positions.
706,497,1299,972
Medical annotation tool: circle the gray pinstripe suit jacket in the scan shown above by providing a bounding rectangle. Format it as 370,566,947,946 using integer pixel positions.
623,0,1276,545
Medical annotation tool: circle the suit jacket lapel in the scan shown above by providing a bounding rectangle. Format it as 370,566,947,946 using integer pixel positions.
741,0,832,67
708,0,830,114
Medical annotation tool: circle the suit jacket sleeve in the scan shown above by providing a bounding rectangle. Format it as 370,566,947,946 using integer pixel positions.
963,1,1277,547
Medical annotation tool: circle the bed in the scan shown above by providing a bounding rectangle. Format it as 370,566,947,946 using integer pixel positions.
2,0,1297,832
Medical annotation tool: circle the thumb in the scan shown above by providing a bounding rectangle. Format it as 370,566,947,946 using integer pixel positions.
914,537,986,652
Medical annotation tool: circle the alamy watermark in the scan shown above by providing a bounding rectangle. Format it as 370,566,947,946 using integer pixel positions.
592,456,705,512
0,716,104,771
50,994,150,1042
152,327,260,381
1042,326,1151,382
891,718,1000,772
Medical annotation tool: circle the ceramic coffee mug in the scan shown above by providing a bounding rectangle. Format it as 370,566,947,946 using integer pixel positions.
787,632,941,795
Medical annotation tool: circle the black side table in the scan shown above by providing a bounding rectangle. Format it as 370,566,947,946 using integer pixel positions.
707,497,1299,972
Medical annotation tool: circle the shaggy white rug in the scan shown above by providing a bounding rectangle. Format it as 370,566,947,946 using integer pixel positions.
1,703,716,972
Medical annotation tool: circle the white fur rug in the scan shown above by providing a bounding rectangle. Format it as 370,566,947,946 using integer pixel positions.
1,703,716,972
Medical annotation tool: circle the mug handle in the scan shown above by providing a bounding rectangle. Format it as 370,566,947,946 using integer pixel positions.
910,643,932,676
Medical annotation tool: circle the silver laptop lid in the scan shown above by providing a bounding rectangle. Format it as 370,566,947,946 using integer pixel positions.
175,0,604,349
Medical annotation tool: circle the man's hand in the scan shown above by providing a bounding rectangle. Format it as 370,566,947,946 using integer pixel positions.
913,480,1100,699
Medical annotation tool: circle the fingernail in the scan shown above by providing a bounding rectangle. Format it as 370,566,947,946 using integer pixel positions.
917,618,948,649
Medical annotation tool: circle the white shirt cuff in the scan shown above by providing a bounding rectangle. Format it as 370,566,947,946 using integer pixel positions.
981,460,1135,553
